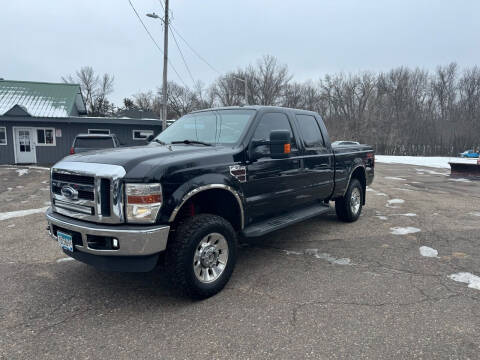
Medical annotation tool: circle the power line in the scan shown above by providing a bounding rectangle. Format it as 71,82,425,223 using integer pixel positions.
157,0,164,11
128,0,189,88
169,24,195,85
169,23,222,75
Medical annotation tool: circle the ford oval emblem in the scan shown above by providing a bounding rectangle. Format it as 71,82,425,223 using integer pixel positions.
61,185,79,200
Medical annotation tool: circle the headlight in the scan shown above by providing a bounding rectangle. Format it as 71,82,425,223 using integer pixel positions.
125,183,162,224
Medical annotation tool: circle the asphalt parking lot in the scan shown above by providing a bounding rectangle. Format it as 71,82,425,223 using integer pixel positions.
1,163,479,359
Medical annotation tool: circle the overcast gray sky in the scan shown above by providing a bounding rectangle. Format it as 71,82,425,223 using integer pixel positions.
2,0,479,105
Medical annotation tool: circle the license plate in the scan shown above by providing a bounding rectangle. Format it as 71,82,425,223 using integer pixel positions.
57,231,73,252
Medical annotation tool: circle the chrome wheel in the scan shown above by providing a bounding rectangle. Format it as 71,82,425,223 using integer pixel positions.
193,232,229,283
350,187,361,215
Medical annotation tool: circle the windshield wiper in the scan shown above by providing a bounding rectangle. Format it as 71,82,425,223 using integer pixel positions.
153,139,167,145
170,139,212,146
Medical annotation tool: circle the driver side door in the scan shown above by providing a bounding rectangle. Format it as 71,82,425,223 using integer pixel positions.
243,112,304,222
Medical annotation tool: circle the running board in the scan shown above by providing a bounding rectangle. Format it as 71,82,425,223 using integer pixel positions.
242,203,331,238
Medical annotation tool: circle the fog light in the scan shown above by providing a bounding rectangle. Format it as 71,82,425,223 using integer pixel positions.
112,238,119,249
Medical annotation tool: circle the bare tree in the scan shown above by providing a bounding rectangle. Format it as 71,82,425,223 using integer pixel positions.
63,66,115,116
126,56,480,156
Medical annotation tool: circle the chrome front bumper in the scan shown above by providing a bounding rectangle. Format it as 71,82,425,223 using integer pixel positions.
46,207,170,256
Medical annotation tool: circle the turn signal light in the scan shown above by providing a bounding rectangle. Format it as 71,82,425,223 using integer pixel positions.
69,147,75,155
284,143,291,154
127,194,162,204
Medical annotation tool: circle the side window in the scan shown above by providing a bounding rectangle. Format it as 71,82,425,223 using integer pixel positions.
133,130,154,140
253,113,296,143
0,127,6,145
36,128,55,146
295,115,324,148
252,113,297,159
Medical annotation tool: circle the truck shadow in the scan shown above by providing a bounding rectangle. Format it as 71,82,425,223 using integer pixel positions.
40,211,345,311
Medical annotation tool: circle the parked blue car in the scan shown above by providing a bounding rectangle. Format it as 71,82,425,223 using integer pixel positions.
459,149,480,158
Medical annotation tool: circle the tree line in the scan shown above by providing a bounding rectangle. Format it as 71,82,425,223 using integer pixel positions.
65,56,480,156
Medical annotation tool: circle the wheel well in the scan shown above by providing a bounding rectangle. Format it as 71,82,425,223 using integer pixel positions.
172,189,242,231
350,166,366,204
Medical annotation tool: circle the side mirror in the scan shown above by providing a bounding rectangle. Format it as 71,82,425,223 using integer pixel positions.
270,130,291,159
146,134,155,142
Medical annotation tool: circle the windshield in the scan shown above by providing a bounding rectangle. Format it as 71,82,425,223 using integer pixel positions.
74,137,114,149
154,109,256,145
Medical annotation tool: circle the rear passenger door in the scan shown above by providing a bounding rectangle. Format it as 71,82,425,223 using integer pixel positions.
294,114,334,201
243,112,304,220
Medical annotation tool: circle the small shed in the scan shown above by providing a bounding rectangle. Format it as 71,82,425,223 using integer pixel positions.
0,80,162,165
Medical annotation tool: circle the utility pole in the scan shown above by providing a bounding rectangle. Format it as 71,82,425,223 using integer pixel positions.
146,4,169,131
161,0,169,131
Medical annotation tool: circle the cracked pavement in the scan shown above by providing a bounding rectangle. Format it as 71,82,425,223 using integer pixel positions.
1,164,479,359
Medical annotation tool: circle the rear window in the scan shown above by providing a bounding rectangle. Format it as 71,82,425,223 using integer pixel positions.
74,137,115,149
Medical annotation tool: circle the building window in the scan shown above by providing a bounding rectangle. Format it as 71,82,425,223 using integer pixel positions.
37,128,55,146
133,130,154,140
88,129,110,135
0,127,6,145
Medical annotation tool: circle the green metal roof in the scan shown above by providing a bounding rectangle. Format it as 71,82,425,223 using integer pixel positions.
0,80,86,117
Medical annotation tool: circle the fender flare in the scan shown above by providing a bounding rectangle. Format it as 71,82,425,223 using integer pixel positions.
168,184,245,229
343,164,366,197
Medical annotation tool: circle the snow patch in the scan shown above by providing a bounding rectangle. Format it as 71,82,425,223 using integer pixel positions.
0,207,48,221
393,213,417,217
16,169,29,176
7,224,15,228
419,246,438,258
283,250,302,255
392,187,414,192
449,178,472,183
376,155,476,169
27,166,50,171
56,257,75,263
366,187,387,196
385,176,406,181
390,227,421,235
387,199,405,208
469,212,480,217
448,272,480,291
415,168,448,176
305,249,352,265
284,249,351,265
376,215,388,220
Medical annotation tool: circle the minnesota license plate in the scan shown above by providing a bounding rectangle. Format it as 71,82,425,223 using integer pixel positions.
57,231,73,252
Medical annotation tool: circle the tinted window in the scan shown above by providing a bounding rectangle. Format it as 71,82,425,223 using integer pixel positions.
89,129,110,135
0,127,5,145
75,137,115,149
295,115,324,147
253,113,294,141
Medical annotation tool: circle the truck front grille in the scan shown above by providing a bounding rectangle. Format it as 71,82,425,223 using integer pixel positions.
50,162,126,224
52,172,94,185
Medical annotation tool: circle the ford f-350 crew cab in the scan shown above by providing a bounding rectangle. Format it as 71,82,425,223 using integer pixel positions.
46,106,374,298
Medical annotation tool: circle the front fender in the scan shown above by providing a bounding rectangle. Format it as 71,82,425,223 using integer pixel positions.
158,173,245,225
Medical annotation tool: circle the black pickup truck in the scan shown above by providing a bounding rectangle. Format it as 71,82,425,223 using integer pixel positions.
46,106,374,298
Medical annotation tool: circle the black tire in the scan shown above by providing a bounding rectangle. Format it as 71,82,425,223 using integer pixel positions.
165,214,237,299
335,178,363,222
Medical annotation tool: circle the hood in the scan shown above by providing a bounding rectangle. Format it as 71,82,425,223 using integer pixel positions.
62,143,238,180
